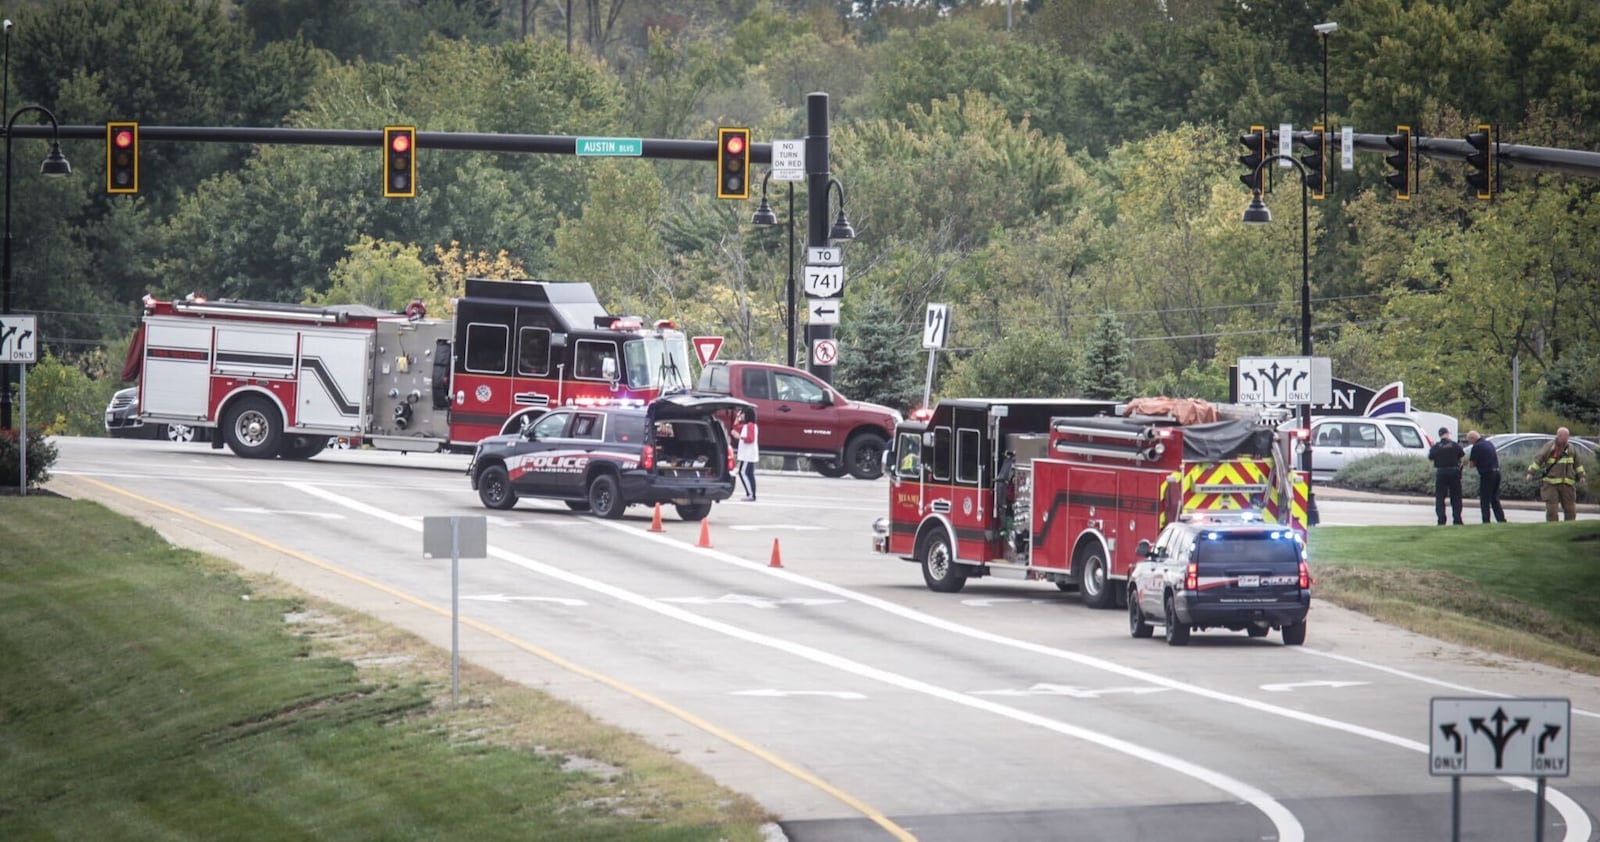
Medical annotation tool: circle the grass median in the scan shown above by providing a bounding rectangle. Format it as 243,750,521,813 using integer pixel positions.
1308,520,1600,675
0,496,773,841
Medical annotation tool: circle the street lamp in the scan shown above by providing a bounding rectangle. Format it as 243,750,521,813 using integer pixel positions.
2,104,72,431
826,177,855,241
751,170,798,368
1315,22,1337,190
1241,154,1318,526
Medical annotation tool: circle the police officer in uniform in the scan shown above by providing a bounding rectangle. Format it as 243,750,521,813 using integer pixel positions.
1465,430,1506,523
1427,427,1465,526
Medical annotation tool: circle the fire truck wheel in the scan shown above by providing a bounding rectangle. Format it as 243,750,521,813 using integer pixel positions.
675,503,712,522
1163,593,1190,646
1281,620,1307,646
811,459,849,478
477,464,518,510
1128,589,1154,638
844,433,887,480
588,473,627,519
919,530,967,593
279,435,329,460
223,395,283,459
1076,547,1114,609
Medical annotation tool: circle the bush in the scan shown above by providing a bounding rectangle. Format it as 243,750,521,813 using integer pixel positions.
1328,453,1591,502
0,426,59,489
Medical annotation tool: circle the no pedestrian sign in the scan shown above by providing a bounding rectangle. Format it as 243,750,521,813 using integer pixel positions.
1429,697,1569,777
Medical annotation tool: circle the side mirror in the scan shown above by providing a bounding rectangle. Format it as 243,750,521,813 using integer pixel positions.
602,356,618,382
1136,539,1154,559
816,390,835,407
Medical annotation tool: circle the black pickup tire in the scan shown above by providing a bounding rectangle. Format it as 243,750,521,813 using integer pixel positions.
223,395,283,459
920,529,968,593
477,464,518,510
844,432,887,480
588,473,626,519
812,458,849,478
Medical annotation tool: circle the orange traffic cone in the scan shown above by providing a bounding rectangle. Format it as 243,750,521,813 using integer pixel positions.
696,518,712,548
649,503,664,533
769,538,784,568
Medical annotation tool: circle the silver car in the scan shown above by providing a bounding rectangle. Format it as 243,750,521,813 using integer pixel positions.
1307,416,1430,479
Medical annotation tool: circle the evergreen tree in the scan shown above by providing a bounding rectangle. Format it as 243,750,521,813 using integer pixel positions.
1080,312,1137,400
836,288,923,412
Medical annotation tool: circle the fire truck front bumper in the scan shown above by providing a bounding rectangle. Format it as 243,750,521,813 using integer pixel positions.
871,517,889,553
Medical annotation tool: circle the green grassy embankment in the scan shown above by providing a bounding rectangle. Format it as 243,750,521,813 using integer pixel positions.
1308,520,1600,674
0,496,772,841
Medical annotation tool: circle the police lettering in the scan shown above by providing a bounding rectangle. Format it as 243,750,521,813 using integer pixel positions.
518,454,588,472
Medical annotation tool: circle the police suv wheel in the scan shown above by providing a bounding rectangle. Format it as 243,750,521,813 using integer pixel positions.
588,474,626,519
675,502,711,522
1282,620,1307,646
1163,593,1190,646
477,465,518,510
1129,589,1154,638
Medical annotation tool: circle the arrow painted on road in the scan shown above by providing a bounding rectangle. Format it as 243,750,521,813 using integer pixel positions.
732,689,866,700
223,507,346,519
659,594,844,609
462,594,587,606
1259,680,1368,693
975,683,1170,699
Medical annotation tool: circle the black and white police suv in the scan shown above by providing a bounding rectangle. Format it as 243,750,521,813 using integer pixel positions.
467,393,752,521
1127,512,1311,647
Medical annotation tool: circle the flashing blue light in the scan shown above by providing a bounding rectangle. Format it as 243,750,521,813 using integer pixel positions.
1206,531,1220,540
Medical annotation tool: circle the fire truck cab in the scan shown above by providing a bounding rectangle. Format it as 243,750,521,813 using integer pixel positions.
873,397,1308,609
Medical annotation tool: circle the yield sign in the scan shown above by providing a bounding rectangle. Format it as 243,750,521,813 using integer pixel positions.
692,336,724,366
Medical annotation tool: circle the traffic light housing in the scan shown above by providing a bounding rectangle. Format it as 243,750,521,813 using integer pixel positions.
1297,126,1326,199
716,127,750,200
106,121,139,194
383,126,416,198
1465,124,1494,200
1238,126,1267,192
1384,126,1412,200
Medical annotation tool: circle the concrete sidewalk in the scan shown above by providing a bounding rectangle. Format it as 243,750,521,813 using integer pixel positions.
1312,484,1598,515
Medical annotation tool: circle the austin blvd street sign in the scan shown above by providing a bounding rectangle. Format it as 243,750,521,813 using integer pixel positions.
1429,697,1570,777
575,137,642,156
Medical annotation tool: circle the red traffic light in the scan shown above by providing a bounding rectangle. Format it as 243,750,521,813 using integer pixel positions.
716,127,751,200
106,121,139,195
390,132,411,154
113,129,134,149
383,126,416,198
724,134,745,156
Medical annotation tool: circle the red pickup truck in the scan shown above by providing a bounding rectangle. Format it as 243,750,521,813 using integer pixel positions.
694,360,901,479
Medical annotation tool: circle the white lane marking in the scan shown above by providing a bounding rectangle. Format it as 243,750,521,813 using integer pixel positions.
289,481,1305,842
961,597,1055,607
658,594,844,609
223,507,346,519
598,517,1593,842
1259,680,1369,693
462,595,587,606
975,684,1170,699
733,689,867,700
1300,647,1600,719
726,524,826,531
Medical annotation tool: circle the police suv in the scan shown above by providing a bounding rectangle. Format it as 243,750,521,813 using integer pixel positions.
468,394,752,521
1127,511,1311,646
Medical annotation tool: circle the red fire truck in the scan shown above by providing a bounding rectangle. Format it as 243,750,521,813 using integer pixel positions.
871,397,1309,608
124,278,694,459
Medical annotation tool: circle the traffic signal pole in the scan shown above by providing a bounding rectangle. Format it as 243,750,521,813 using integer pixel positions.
805,92,835,385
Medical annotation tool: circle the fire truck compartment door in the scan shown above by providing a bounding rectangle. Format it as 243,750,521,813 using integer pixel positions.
296,329,371,429
142,318,215,420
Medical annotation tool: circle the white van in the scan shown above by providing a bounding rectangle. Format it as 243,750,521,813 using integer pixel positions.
1308,416,1432,479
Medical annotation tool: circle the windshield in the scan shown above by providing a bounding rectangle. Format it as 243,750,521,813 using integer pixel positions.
624,333,693,392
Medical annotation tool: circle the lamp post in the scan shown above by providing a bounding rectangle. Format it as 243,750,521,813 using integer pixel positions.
2,104,72,431
751,171,798,368
1314,22,1337,190
1241,154,1318,525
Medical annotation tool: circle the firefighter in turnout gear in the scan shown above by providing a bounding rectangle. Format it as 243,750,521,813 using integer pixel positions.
1525,427,1588,521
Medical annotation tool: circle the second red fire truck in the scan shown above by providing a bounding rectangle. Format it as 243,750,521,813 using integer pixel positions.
872,397,1309,608
124,278,694,459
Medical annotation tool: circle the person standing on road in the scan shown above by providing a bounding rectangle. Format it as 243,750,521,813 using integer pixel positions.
1464,430,1506,523
732,409,759,502
1428,427,1466,526
1525,427,1588,521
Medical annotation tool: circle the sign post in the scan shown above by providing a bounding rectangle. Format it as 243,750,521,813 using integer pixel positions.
423,516,488,705
921,303,949,408
1430,697,1570,842
2,315,40,492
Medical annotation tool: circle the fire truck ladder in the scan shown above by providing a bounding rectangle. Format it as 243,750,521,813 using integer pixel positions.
1048,420,1167,462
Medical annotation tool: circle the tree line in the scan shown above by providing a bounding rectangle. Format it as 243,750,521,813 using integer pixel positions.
5,0,1597,437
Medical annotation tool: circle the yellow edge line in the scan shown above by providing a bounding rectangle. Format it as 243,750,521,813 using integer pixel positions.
71,476,917,842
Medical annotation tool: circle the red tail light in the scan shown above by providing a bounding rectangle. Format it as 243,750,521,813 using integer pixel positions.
1298,560,1310,589
641,443,654,471
1184,562,1198,591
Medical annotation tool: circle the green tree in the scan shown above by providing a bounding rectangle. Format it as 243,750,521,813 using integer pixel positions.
942,326,1079,399
305,238,432,310
835,287,922,411
1080,312,1137,400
